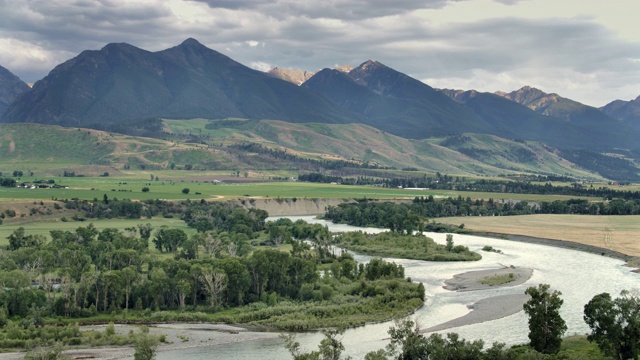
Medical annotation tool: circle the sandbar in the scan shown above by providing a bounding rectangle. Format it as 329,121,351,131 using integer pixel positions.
443,266,533,292
422,294,530,333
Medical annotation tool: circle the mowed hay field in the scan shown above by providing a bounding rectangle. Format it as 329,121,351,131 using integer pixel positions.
439,214,640,257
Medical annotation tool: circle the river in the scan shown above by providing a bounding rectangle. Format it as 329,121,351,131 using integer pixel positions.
153,215,639,359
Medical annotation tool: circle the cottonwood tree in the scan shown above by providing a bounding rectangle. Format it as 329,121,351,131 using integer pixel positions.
120,266,139,312
153,228,187,253
584,290,640,360
200,267,227,307
198,231,227,257
175,269,192,311
523,284,567,354
137,223,153,241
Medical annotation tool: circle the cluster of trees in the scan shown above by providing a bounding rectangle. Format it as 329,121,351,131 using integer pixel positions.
0,222,413,319
286,285,640,360
0,203,425,349
0,177,16,187
333,231,480,262
297,173,384,186
325,197,640,232
58,197,268,225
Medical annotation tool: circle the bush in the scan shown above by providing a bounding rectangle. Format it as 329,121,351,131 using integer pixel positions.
182,188,190,194
141,187,150,193
105,322,116,337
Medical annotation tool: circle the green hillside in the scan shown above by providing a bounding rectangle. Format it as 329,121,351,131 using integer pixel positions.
0,121,610,180
0,124,116,168
162,119,603,179
429,133,600,179
0,123,234,173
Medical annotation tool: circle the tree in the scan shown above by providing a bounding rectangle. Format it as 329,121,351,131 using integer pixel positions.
317,328,348,360
153,228,187,253
199,267,227,308
584,290,640,360
386,319,429,360
137,223,153,241
445,234,454,252
182,188,190,194
282,328,351,360
120,266,139,312
141,187,150,193
523,284,567,354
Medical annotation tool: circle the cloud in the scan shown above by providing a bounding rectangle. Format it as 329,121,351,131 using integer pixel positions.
192,0,467,20
0,0,638,105
249,61,271,72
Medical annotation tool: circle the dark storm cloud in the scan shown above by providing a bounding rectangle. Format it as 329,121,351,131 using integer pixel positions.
192,0,467,20
0,0,176,61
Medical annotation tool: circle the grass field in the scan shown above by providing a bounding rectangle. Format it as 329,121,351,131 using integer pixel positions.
0,174,591,202
438,214,640,257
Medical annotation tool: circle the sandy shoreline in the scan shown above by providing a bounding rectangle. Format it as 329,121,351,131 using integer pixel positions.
0,324,279,360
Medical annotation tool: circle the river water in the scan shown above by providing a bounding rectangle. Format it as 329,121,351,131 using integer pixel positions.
155,216,639,359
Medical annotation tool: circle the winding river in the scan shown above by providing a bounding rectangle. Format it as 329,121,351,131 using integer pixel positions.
154,216,639,359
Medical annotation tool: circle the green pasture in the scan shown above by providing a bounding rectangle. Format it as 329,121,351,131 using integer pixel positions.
0,217,195,247
0,174,591,202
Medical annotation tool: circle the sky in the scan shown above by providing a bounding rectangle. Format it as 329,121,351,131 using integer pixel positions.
1,0,639,107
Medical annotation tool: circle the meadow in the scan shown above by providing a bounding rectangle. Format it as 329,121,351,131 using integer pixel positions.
0,172,590,202
438,214,640,257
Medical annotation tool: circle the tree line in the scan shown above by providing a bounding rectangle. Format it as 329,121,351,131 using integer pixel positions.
299,171,640,200
324,197,640,233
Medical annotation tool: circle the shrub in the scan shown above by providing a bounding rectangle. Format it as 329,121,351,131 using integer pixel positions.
105,322,116,337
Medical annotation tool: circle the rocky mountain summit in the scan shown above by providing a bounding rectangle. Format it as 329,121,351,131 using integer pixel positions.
267,67,315,85
267,64,353,85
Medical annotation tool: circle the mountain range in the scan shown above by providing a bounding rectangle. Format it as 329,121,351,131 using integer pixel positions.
600,96,640,130
1,38,639,180
1,39,358,128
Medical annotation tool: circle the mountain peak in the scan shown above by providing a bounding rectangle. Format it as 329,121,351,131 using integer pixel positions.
100,42,140,53
358,60,385,71
180,38,204,48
